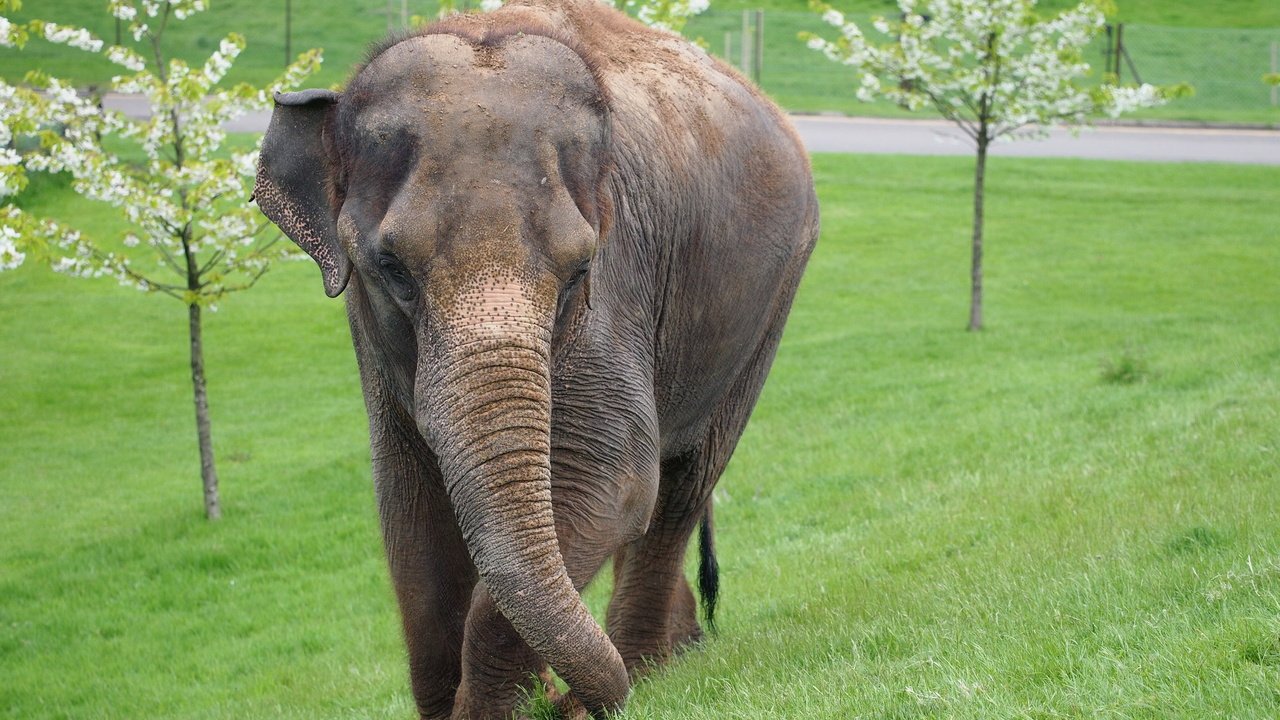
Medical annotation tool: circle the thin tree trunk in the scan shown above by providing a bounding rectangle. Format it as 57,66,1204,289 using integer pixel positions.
153,9,219,519
969,134,988,332
189,301,221,519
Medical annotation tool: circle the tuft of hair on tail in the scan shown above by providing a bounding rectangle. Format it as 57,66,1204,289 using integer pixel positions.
697,502,719,633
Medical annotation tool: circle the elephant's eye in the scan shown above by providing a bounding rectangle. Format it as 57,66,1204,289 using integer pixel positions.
566,258,590,289
377,254,417,302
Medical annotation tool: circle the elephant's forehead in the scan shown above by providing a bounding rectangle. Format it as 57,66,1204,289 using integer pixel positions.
356,32,602,119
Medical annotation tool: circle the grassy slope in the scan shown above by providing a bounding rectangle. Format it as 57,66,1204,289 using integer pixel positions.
745,0,1280,27
3,1,1279,123
2,153,1279,718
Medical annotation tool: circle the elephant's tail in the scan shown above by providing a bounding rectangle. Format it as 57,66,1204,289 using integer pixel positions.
697,501,719,633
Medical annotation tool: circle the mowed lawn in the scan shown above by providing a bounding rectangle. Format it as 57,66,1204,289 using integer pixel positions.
2,153,1279,718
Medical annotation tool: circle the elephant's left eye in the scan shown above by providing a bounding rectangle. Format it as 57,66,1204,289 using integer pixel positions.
565,258,590,289
377,254,417,302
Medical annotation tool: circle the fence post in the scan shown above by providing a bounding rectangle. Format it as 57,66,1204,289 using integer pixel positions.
740,10,751,78
284,0,291,66
753,9,764,85
1103,24,1113,76
1272,41,1278,107
1114,23,1123,84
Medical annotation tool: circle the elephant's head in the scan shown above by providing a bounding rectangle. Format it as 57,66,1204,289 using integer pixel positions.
253,28,625,713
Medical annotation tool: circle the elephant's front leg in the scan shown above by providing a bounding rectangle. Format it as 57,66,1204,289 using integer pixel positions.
371,421,478,720
450,584,544,720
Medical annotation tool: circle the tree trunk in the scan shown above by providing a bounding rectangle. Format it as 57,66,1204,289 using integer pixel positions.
968,134,988,332
189,301,221,520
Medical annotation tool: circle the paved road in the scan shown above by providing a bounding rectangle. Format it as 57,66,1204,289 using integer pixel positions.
791,114,1280,165
102,93,1280,165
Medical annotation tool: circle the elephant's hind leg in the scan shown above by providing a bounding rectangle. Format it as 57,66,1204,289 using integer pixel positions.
607,269,805,674
605,452,715,675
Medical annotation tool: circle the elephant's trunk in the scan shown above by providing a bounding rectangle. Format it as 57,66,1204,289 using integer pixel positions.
414,278,627,715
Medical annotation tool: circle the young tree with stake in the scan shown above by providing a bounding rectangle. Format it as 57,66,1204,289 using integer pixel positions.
0,0,321,519
805,0,1185,330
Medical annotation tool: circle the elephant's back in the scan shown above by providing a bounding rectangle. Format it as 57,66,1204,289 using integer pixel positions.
524,0,818,451
501,0,817,452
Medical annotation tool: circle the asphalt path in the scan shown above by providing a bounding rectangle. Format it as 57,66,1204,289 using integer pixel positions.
791,114,1280,165
102,93,1280,165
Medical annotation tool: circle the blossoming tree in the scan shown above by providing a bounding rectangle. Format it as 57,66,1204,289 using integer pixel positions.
0,0,321,519
805,0,1185,331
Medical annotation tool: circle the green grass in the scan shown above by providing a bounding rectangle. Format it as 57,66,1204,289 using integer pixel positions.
3,152,1280,718
2,1,1278,124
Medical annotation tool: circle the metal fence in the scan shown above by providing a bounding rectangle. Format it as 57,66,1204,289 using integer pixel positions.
1104,24,1280,119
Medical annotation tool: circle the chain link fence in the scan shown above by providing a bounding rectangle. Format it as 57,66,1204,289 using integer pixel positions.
1107,24,1280,121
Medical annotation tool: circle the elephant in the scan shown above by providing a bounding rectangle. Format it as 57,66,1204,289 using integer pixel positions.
253,0,817,717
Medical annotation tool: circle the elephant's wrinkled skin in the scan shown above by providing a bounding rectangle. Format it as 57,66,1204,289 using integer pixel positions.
254,1,817,717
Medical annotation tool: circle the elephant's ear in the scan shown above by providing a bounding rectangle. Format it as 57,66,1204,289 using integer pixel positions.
254,89,350,298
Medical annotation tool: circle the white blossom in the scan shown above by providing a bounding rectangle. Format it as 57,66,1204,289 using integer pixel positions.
0,224,23,269
111,2,139,21
479,0,504,11
43,22,104,52
0,17,12,48
200,36,242,86
107,46,146,72
1103,83,1164,118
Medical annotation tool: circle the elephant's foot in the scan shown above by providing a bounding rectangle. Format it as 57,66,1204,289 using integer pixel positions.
538,667,563,704
451,589,544,720
665,574,705,656
513,687,589,720
608,570,706,679
552,691,590,720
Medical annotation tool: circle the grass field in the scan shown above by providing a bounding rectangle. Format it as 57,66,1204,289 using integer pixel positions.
3,1,1279,124
3,150,1279,718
